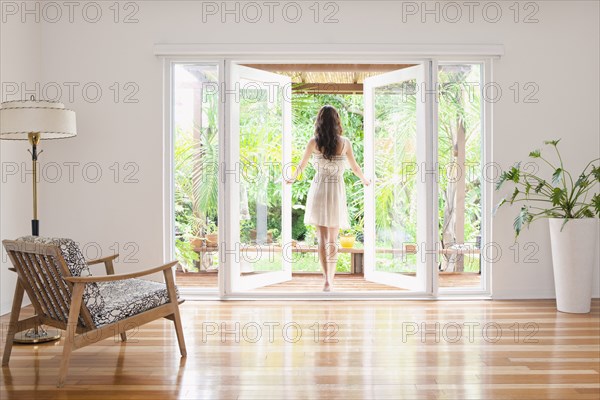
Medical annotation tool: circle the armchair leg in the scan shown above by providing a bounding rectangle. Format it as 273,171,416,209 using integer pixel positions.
120,332,127,342
2,281,25,366
57,283,84,388
163,269,186,357
172,309,187,357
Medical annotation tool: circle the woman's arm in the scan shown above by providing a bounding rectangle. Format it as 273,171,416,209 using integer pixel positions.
285,138,316,184
344,138,371,186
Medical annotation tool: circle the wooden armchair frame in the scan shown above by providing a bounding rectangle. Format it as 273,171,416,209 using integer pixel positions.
1,240,187,387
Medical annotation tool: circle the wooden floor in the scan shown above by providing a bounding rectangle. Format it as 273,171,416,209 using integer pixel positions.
176,272,482,291
2,300,599,399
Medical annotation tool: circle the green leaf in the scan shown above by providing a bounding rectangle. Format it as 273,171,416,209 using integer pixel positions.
592,193,600,215
493,198,507,215
529,149,541,158
534,181,545,193
592,165,600,182
495,171,509,190
551,187,565,206
544,139,561,146
575,173,589,189
513,206,532,236
510,187,520,204
580,208,594,218
552,168,563,185
496,164,521,190
525,181,532,196
512,163,521,182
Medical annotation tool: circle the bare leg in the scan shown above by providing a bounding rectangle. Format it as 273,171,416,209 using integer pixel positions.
316,226,329,289
325,227,340,291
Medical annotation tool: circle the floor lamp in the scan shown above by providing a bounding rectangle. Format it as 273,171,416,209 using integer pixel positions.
0,97,77,343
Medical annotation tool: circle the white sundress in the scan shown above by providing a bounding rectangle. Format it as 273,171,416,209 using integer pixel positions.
303,143,350,229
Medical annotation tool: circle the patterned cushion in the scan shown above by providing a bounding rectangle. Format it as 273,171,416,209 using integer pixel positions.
92,278,178,327
17,236,93,276
15,236,178,329
16,236,105,319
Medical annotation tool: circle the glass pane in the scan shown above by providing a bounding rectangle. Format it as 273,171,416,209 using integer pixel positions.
173,64,220,288
239,79,284,274
373,80,418,274
437,64,483,289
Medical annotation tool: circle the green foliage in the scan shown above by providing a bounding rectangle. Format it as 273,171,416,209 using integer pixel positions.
174,239,199,270
496,139,600,237
437,65,483,245
529,149,541,158
593,193,600,214
174,67,485,271
173,77,219,269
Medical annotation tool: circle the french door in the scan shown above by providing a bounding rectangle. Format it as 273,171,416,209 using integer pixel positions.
363,63,435,293
225,63,293,292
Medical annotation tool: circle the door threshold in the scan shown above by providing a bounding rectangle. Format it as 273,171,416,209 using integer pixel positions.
180,291,491,301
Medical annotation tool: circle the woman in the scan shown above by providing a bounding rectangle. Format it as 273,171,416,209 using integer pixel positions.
286,105,370,291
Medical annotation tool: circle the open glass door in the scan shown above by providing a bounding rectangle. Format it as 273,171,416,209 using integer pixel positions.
226,63,292,292
363,64,432,292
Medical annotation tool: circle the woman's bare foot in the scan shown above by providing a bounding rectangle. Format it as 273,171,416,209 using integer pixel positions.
323,282,331,292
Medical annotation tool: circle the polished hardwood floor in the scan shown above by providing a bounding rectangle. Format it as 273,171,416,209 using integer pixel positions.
1,300,599,399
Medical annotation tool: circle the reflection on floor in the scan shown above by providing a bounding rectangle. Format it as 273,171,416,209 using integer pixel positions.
3,300,598,399
254,274,406,292
175,272,481,291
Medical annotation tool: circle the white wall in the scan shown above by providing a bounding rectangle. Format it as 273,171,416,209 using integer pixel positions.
1,1,598,305
0,17,40,313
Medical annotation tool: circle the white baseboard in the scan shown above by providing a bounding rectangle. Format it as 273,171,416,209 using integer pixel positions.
1,299,31,317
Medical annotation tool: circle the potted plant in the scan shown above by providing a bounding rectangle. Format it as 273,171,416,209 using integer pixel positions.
205,220,218,247
340,229,356,248
404,243,418,254
495,140,599,313
189,235,205,249
267,228,279,244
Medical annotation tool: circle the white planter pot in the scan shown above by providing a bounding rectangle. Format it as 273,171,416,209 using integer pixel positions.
549,218,599,313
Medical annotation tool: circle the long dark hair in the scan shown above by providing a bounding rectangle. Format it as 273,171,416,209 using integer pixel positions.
314,105,343,160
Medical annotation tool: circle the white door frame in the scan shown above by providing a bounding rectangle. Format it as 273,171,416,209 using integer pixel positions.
363,64,432,293
225,62,293,293
160,45,500,299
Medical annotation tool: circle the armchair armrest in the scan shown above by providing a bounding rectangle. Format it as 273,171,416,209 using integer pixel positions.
87,254,119,266
64,261,178,283
87,254,119,275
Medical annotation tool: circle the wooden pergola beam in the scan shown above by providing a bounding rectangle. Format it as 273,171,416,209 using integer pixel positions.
293,83,364,94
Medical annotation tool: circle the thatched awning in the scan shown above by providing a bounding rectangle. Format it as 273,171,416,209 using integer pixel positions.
242,64,417,94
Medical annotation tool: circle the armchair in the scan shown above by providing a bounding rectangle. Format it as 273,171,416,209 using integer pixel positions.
1,236,186,387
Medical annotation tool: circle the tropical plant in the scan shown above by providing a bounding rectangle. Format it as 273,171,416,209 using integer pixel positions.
174,78,219,270
495,139,600,237
175,239,199,270
341,228,355,236
205,220,218,234
369,80,418,248
173,68,485,273
437,65,482,246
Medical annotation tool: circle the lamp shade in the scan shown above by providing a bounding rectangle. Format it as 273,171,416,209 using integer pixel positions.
0,99,77,140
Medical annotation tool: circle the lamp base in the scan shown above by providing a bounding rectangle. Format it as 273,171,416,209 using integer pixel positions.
13,326,61,344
